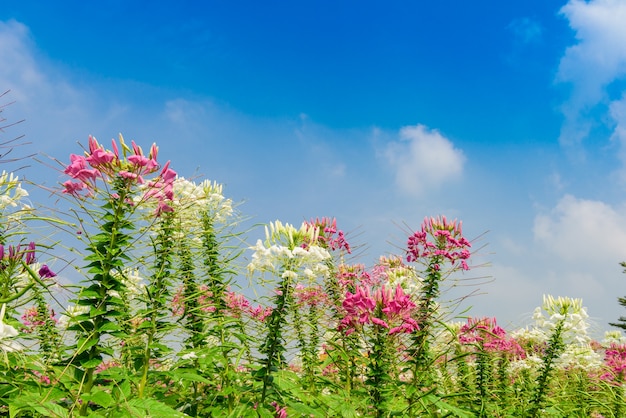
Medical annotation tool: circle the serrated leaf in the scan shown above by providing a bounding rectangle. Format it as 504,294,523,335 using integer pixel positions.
76,336,99,354
127,398,187,417
80,357,103,368
82,389,115,408
98,320,121,332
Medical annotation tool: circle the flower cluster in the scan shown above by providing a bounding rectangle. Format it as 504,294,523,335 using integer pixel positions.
304,217,351,253
372,255,422,296
339,284,419,336
110,268,145,300
294,284,327,307
21,305,57,334
335,263,372,290
602,343,626,384
0,170,30,236
406,216,471,270
458,317,524,358
0,171,29,210
247,221,332,280
171,178,233,223
62,135,177,215
532,295,591,345
0,303,22,352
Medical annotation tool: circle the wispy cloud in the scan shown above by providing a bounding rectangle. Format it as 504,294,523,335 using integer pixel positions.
384,124,466,197
556,0,626,150
534,194,626,264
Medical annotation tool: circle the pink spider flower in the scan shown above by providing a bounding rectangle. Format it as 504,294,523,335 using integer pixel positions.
143,162,177,216
601,343,626,385
336,263,373,290
304,217,351,253
225,291,251,318
294,284,327,307
459,317,525,358
339,284,419,336
406,215,471,270
21,305,58,334
171,286,185,316
271,401,288,418
249,305,273,322
63,136,172,206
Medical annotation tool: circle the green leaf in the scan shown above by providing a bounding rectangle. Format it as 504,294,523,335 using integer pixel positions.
113,379,132,401
82,388,115,408
127,398,187,417
33,403,70,418
98,320,121,333
90,306,108,318
76,336,99,354
80,357,103,368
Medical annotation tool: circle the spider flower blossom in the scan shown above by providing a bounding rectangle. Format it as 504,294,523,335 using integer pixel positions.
247,221,331,279
0,171,29,211
532,295,591,346
339,284,419,336
601,343,626,384
335,263,372,290
294,284,327,307
63,135,176,215
0,304,23,352
459,317,525,358
372,255,422,296
406,216,471,270
304,217,351,253
171,177,234,223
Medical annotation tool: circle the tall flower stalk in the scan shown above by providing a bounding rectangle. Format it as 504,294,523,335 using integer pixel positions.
247,220,331,405
404,216,471,411
61,135,175,415
527,295,585,417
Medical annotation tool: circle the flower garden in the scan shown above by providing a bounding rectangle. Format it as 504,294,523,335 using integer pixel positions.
1,133,626,417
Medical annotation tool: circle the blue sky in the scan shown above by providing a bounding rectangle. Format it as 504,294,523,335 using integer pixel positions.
2,1,626,334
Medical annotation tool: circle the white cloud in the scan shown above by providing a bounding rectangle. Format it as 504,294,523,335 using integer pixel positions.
609,92,626,181
533,194,626,263
384,124,465,197
557,0,626,147
0,20,42,103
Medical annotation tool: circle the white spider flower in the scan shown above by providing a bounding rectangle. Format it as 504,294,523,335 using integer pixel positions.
112,268,146,299
526,295,592,350
0,304,23,352
602,330,626,347
554,345,603,370
0,171,28,209
172,177,233,223
248,220,331,281
58,305,90,329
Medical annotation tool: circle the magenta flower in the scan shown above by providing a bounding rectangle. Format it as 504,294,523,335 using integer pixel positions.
62,180,86,196
336,263,373,290
294,284,327,307
62,136,177,215
406,215,471,270
339,284,419,336
249,305,273,322
601,343,626,384
24,242,36,265
458,317,525,358
38,265,56,279
86,148,116,168
225,291,251,318
271,401,287,418
304,217,351,253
